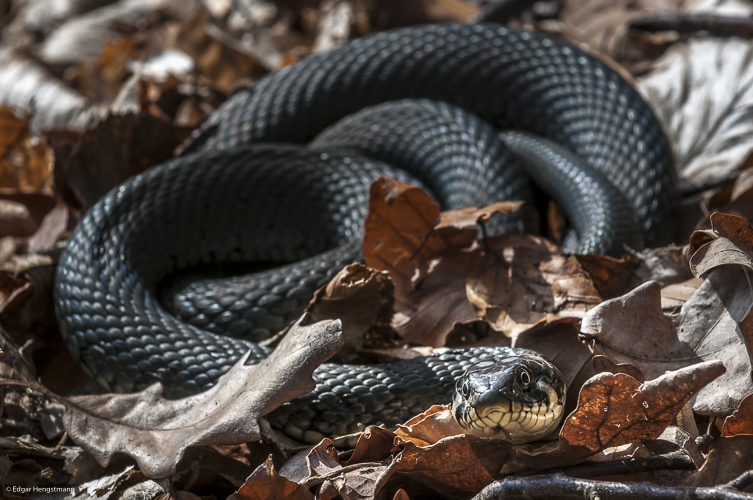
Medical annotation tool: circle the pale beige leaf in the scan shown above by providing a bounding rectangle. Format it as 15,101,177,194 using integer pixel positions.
639,37,753,185
62,317,343,478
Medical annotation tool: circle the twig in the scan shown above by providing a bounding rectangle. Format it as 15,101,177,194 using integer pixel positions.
631,14,753,38
473,472,753,499
551,451,695,479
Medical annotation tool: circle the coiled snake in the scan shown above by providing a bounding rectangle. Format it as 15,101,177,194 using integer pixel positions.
54,23,675,443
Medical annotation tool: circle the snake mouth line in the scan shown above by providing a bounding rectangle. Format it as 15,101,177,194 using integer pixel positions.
467,405,565,443
452,375,566,444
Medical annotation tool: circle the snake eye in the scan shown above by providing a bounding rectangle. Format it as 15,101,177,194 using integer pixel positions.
461,380,470,398
517,368,531,387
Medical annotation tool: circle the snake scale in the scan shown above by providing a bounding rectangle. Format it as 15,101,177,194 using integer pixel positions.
54,23,675,443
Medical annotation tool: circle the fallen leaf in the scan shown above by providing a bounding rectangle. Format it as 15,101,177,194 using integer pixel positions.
27,205,70,254
362,176,476,301
592,355,645,383
0,50,93,132
562,0,675,72
394,404,468,446
722,393,753,437
467,234,602,338
313,1,353,53
176,12,270,92
52,111,192,209
230,456,313,500
436,201,523,230
639,36,753,187
688,435,753,488
500,361,725,474
395,433,510,494
38,0,194,65
689,212,753,277
364,176,492,346
577,246,691,301
576,253,641,300
7,0,113,36
365,177,599,346
661,278,702,313
298,437,401,500
391,247,477,346
0,199,37,236
560,361,725,451
60,317,343,478
581,264,753,416
0,254,57,341
306,263,395,359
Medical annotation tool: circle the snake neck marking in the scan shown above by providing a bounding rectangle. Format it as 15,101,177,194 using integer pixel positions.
451,353,566,443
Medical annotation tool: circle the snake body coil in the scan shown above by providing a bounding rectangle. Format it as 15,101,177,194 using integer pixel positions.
54,23,675,442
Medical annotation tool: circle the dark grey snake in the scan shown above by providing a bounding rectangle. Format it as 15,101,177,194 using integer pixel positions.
54,23,675,444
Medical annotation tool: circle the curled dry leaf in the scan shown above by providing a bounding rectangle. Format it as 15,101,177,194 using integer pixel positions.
277,437,401,499
689,212,753,277
305,263,395,358
230,456,313,500
336,423,513,495
62,317,343,478
722,393,753,437
639,37,753,186
362,176,477,299
394,404,468,446
301,437,401,500
581,264,753,416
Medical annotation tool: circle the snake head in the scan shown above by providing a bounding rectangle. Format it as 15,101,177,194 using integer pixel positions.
450,353,566,444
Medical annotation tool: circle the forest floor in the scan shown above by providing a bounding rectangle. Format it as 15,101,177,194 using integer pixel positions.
3,0,753,498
